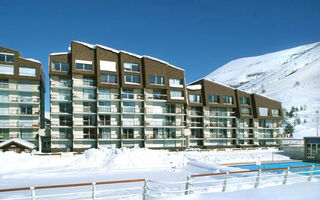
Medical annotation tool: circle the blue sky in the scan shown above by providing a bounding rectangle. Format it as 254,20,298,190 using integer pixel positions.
1,0,320,113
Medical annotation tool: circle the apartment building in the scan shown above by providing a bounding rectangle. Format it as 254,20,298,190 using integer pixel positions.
49,41,283,152
49,41,187,152
186,79,283,148
0,46,46,149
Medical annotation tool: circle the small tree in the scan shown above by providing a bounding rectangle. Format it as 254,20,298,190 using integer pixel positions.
285,123,294,135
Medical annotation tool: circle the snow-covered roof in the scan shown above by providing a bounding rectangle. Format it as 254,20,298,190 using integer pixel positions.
187,84,202,90
21,58,41,64
72,41,184,71
0,138,35,149
253,93,281,103
49,52,69,56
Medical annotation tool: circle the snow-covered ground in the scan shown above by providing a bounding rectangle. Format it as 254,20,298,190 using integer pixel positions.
1,148,316,199
205,42,320,139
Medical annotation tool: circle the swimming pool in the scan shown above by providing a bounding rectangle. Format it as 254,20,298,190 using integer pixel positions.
232,161,320,175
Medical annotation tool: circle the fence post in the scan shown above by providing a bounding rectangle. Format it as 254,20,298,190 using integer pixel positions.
255,169,261,188
143,179,148,200
222,172,229,192
185,175,191,195
283,167,290,184
30,187,35,200
308,165,315,182
92,182,96,200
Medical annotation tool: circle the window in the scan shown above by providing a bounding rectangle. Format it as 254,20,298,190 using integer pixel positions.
83,89,96,99
59,79,71,87
124,62,139,72
59,103,72,113
149,75,164,85
122,89,134,99
240,97,250,105
59,128,72,139
0,91,8,101
123,102,135,113
99,128,111,139
189,94,201,103
83,115,96,126
0,53,14,63
0,129,9,139
191,129,203,138
123,128,134,139
0,65,14,75
60,116,72,126
83,102,96,113
75,60,92,70
125,74,140,84
0,104,8,114
100,60,116,72
83,77,95,86
83,128,96,139
0,79,8,89
19,117,33,127
101,74,117,84
59,90,71,100
223,96,233,104
52,62,69,72
259,107,268,116
20,92,32,102
166,104,176,114
169,78,183,87
99,115,111,126
170,90,183,99
165,116,176,126
0,117,9,127
241,107,251,115
99,102,111,112
98,89,111,100
20,105,32,115
20,129,33,139
208,95,219,103
271,109,280,117
19,67,36,77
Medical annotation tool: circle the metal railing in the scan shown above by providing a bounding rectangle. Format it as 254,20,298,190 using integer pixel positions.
1,165,319,200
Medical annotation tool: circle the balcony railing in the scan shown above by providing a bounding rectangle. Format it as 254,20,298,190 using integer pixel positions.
145,107,184,114
98,94,121,100
51,82,71,88
51,122,72,126
238,133,255,138
122,94,144,100
205,122,235,128
0,84,39,91
188,122,203,127
51,95,71,101
122,107,143,113
98,107,119,113
188,111,203,116
146,94,167,101
205,111,235,117
98,121,120,126
145,121,185,126
0,121,39,128
122,121,142,126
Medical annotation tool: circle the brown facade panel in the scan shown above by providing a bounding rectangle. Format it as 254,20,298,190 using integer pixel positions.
235,89,254,119
251,94,283,119
71,41,96,77
120,52,143,89
49,54,72,78
187,89,204,106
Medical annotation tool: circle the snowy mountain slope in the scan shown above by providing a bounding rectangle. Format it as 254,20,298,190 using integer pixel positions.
205,42,320,138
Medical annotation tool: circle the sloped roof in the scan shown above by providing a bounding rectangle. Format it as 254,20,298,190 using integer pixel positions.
0,138,35,149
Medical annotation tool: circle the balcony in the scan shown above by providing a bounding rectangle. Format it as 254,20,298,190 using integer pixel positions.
188,110,203,116
51,82,72,89
238,133,255,139
0,84,39,92
98,121,120,126
51,95,71,102
145,121,185,127
98,94,121,101
0,120,39,128
257,134,280,139
188,122,203,128
122,107,144,114
121,121,143,127
122,94,144,101
205,122,236,128
98,107,120,113
73,94,96,101
51,122,72,127
205,111,235,118
146,94,167,101
73,121,96,127
145,107,185,115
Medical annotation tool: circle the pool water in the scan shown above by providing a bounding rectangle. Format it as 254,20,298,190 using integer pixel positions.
232,162,320,175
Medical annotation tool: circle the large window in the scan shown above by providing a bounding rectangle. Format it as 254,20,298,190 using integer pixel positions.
240,97,250,105
98,89,111,100
169,78,183,87
124,74,140,84
241,107,251,116
19,67,36,77
99,101,111,112
123,128,134,139
59,128,72,139
0,79,8,89
52,62,69,72
59,116,72,126
83,115,96,126
20,92,32,102
75,60,92,70
59,79,71,87
99,115,110,126
259,107,268,116
271,109,280,117
170,90,183,99
122,89,134,99
0,104,8,114
189,94,201,103
123,102,135,113
101,73,117,84
83,89,96,99
83,128,96,139
99,128,111,139
0,117,9,127
20,129,33,139
59,90,71,100
0,91,8,102
0,53,14,63
0,65,14,75
124,62,139,72
0,129,9,139
20,105,32,115
83,77,95,86
59,103,72,113
149,75,164,85
83,102,96,113
223,96,233,104
208,95,219,103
